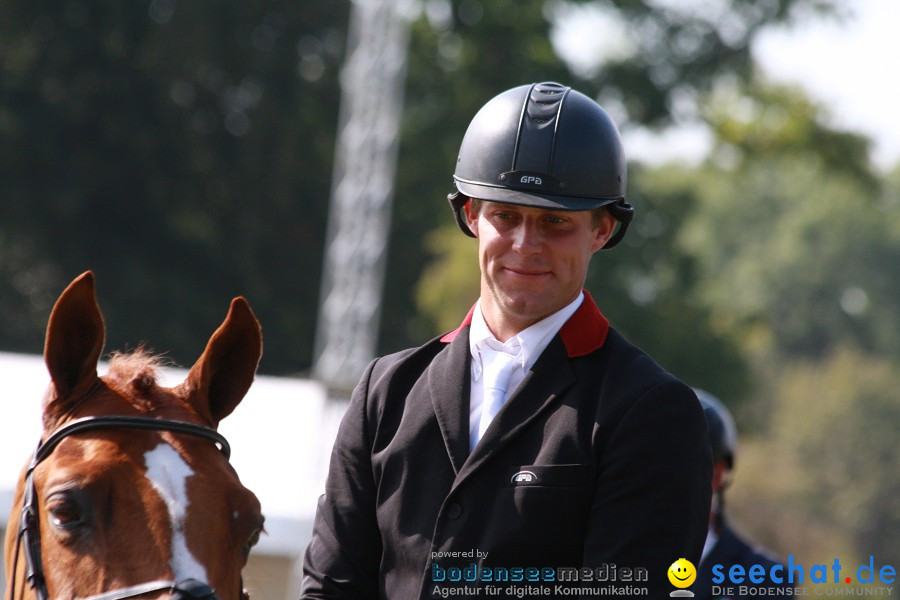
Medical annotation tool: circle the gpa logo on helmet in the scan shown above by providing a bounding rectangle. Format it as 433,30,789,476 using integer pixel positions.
511,471,538,483
520,175,543,186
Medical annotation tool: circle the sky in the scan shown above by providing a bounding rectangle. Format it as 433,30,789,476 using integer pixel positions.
554,0,900,170
754,0,900,170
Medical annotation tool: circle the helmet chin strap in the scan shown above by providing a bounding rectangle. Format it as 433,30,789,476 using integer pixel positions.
603,200,634,249
447,190,476,238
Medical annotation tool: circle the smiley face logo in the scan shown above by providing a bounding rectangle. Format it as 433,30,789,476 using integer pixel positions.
668,558,697,588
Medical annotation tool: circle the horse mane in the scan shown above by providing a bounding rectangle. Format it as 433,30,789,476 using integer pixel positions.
106,347,171,396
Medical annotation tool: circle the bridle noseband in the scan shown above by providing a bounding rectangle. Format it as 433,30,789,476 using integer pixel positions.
8,416,248,600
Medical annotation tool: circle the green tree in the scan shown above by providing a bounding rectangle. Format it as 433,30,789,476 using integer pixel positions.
765,351,900,561
626,80,899,562
0,1,347,372
679,79,900,364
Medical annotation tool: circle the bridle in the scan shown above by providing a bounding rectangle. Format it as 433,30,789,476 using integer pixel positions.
8,416,246,600
8,415,250,600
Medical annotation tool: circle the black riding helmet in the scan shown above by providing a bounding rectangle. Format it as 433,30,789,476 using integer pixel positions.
447,82,634,248
694,388,738,532
694,389,738,470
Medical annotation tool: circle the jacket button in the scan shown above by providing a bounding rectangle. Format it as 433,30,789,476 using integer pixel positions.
446,503,462,520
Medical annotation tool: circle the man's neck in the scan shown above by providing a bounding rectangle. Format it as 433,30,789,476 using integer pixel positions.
481,313,535,343
478,291,584,343
480,296,579,343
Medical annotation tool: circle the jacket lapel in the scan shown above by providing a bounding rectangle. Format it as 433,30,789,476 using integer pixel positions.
428,328,472,475
455,336,576,484
434,292,609,484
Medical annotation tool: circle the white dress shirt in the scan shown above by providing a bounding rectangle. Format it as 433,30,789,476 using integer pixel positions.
701,526,718,563
468,292,585,450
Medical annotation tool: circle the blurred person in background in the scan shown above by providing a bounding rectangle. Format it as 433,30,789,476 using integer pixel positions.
694,389,794,600
302,82,712,600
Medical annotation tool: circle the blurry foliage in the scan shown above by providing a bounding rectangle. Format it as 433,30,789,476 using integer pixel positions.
0,1,347,373
680,80,900,365
554,0,840,126
416,224,480,335
730,350,900,563
705,80,878,189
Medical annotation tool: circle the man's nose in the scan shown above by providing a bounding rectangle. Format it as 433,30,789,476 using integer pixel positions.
511,221,542,255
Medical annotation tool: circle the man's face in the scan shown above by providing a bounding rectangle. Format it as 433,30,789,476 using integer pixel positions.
464,199,615,339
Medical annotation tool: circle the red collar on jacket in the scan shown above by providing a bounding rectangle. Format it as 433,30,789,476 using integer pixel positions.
439,291,610,358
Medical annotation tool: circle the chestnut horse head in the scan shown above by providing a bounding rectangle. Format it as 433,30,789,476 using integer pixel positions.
4,272,264,600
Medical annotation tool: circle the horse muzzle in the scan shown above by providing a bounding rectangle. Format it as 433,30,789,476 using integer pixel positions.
166,579,250,600
168,579,218,599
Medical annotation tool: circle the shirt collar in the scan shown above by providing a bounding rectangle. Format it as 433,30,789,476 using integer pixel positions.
701,526,719,563
443,290,609,358
469,292,585,373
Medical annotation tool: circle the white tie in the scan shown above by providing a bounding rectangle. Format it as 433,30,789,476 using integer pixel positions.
478,350,518,441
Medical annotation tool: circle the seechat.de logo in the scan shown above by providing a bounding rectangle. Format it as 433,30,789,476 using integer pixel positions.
711,555,896,587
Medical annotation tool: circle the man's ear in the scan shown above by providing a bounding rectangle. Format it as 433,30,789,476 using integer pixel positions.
591,210,617,252
462,199,480,238
711,461,730,494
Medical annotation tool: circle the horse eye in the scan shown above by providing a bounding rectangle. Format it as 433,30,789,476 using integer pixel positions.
242,527,263,558
46,493,87,531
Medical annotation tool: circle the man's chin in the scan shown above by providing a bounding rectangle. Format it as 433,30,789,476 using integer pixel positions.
496,295,557,324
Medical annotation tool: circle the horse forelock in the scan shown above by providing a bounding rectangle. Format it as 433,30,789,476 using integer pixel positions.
105,348,171,401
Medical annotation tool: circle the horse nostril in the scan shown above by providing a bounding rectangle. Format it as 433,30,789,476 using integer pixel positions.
169,579,217,599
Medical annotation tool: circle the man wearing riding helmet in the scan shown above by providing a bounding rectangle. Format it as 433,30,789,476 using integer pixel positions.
694,390,794,600
302,82,712,600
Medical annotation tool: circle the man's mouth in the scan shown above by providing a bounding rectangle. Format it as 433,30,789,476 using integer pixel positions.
504,266,549,277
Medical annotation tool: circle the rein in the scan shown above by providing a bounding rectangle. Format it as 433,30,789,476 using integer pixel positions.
8,416,246,600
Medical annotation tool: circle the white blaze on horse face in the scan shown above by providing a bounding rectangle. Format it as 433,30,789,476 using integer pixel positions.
143,443,210,584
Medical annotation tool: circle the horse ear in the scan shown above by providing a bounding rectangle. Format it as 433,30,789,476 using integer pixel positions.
182,297,262,426
43,271,105,422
